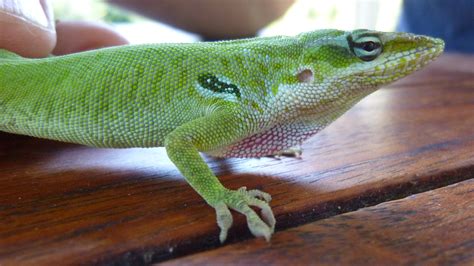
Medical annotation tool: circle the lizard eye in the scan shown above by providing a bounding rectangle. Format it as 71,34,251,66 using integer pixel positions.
350,36,382,61
361,41,377,52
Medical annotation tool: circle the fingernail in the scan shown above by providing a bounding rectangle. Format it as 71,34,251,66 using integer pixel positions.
0,0,53,30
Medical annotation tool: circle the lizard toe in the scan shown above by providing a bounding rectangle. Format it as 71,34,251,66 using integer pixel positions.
271,146,303,158
246,188,272,202
214,202,233,243
211,187,275,242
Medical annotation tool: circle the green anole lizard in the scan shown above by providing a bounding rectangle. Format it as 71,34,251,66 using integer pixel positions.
0,29,444,242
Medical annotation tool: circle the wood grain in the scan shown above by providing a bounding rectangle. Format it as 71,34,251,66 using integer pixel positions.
0,54,473,265
165,179,474,266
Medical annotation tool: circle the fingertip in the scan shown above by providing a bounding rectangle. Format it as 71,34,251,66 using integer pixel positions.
0,0,56,57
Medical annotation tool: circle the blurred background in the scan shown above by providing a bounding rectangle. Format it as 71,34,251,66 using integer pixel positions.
1,0,472,57
53,0,403,44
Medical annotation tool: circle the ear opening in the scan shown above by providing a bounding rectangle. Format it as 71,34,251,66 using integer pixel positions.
297,69,314,83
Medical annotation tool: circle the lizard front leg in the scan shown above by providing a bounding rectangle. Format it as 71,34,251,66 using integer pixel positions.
164,111,275,242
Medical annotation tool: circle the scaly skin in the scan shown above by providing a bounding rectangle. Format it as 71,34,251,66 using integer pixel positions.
0,29,444,242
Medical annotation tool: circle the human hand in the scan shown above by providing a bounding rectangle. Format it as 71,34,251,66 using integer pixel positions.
0,0,128,58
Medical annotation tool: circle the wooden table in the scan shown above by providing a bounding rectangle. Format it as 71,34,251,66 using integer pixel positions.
1,54,473,265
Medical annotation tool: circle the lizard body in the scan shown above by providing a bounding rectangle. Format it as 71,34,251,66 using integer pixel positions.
0,29,444,242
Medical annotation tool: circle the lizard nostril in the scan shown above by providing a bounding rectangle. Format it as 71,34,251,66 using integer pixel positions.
297,69,314,83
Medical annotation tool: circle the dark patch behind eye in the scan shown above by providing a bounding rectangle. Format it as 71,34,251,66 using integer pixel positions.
347,34,356,55
198,73,241,98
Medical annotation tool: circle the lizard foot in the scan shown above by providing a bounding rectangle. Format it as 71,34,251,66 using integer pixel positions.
271,146,303,159
213,186,275,243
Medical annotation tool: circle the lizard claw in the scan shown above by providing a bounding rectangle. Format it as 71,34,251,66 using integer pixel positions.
213,187,275,243
271,146,303,158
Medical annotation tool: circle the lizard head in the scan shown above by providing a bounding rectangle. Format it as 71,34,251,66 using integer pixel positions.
277,29,444,121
